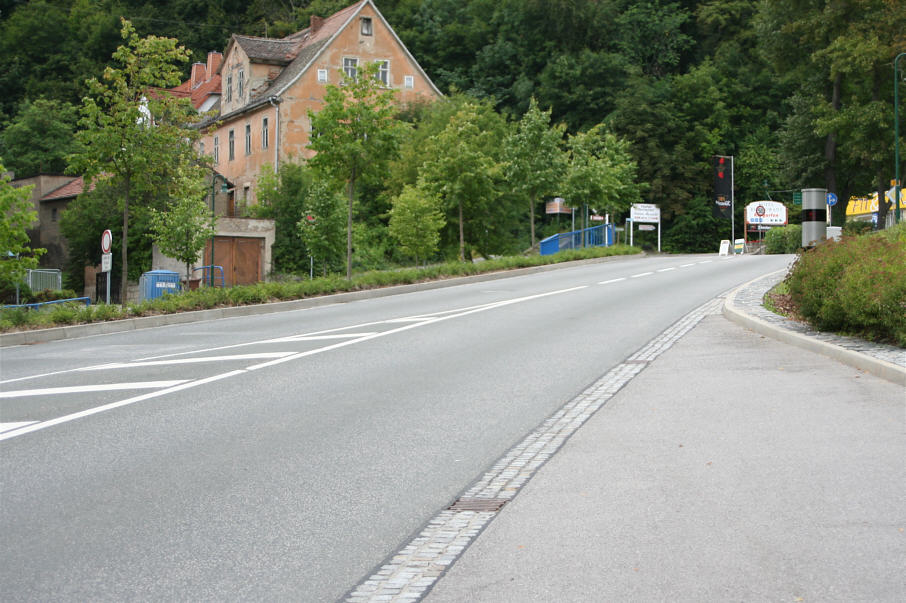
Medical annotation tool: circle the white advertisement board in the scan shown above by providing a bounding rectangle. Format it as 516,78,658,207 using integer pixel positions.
630,203,660,223
745,201,787,226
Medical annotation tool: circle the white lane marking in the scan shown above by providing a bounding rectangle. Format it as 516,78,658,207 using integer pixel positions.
657,267,676,272
630,272,654,278
598,278,626,285
698,260,713,264
385,318,434,323
76,353,296,371
0,371,244,442
0,381,189,398
0,286,589,441
274,333,379,341
0,422,38,434
680,263,695,268
246,285,589,372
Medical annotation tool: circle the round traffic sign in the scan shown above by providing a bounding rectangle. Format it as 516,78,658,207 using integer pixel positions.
101,229,112,253
826,192,838,207
755,205,766,217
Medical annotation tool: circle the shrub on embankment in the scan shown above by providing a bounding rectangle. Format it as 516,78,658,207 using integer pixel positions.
0,245,640,332
786,223,906,346
764,224,802,254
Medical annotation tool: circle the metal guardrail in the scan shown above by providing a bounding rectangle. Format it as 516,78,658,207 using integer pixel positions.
3,297,91,310
539,224,615,256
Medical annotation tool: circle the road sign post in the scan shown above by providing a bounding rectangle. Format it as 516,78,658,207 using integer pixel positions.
826,192,838,225
101,230,112,304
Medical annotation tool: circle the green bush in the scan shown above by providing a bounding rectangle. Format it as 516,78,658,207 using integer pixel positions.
764,224,802,254
787,228,906,346
843,220,872,237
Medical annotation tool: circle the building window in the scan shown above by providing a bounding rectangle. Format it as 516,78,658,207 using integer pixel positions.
360,17,372,36
262,117,269,150
245,124,251,155
228,129,235,161
404,75,414,89
343,57,358,81
52,208,57,222
199,141,205,157
238,69,244,99
375,60,389,86
226,74,232,102
213,136,219,164
317,68,328,83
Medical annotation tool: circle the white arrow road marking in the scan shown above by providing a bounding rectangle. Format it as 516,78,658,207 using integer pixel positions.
0,381,189,398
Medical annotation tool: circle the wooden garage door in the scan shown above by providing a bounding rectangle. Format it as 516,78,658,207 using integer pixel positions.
205,236,263,286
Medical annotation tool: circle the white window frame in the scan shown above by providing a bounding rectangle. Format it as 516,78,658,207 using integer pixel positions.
317,68,328,83
245,124,252,155
360,17,373,36
228,129,235,161
343,57,358,81
404,75,414,89
226,74,232,102
238,69,244,99
376,60,390,87
213,136,219,164
262,117,269,150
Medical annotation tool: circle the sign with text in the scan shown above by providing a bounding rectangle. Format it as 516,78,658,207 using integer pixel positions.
745,201,787,226
101,252,112,273
630,203,660,223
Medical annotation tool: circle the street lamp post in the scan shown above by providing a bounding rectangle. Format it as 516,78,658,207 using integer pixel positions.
895,52,905,225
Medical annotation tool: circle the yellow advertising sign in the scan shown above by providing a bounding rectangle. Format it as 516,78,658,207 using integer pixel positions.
845,189,906,217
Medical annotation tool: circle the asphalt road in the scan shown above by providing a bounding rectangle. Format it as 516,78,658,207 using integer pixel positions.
0,253,793,601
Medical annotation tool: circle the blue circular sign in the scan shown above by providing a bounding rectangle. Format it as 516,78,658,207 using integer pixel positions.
826,192,838,206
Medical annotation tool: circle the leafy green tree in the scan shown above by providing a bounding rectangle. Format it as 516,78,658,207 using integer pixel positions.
417,101,508,261
504,98,567,248
389,184,445,266
308,61,405,279
297,180,346,276
564,125,643,231
149,164,215,281
68,19,200,302
1,99,80,177
254,162,315,274
0,163,45,285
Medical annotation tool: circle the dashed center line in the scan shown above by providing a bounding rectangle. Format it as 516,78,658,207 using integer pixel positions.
599,277,627,285
680,263,696,268
657,267,676,272
630,272,654,278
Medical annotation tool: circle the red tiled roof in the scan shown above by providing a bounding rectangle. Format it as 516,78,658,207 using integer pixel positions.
40,176,84,201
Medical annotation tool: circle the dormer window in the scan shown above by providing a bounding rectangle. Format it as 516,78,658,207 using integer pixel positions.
238,69,244,99
360,17,373,36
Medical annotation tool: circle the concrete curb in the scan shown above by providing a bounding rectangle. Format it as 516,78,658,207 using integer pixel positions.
723,273,906,386
1,254,642,348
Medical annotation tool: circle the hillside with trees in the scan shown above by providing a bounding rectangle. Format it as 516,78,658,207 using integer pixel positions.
1,0,903,278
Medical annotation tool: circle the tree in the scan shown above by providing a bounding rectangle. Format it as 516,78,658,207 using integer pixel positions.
417,101,508,261
389,185,445,267
68,19,201,303
254,162,315,274
0,163,45,286
1,99,81,178
149,164,215,282
308,61,405,279
297,180,346,276
564,125,643,234
504,97,567,249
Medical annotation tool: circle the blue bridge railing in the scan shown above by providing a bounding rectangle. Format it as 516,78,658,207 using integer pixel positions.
539,224,615,256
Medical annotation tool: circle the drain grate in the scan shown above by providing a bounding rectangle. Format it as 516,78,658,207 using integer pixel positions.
447,497,509,512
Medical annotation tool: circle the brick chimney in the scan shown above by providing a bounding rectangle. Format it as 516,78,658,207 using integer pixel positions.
206,51,223,81
190,63,205,88
311,15,324,34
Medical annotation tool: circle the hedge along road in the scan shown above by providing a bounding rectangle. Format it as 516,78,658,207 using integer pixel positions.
0,253,793,601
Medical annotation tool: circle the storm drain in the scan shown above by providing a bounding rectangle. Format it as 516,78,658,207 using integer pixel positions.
447,497,508,513
345,295,725,602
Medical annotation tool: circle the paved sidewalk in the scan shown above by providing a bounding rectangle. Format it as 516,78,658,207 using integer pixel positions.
421,281,905,602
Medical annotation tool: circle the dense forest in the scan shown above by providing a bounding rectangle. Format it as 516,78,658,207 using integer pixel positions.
1,0,904,265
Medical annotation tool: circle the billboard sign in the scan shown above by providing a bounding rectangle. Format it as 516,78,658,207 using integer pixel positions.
745,201,787,226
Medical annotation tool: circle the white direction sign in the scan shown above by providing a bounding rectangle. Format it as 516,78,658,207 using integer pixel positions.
630,203,660,223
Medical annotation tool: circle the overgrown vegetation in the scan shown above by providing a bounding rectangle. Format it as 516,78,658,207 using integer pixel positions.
779,224,906,346
764,224,802,255
0,245,640,332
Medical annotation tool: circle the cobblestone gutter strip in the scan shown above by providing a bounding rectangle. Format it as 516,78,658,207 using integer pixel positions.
724,270,905,385
344,296,725,602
